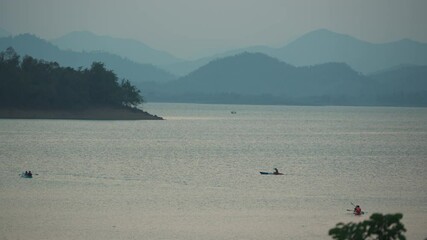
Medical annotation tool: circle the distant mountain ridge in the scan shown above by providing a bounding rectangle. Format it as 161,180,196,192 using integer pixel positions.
269,29,427,74
169,52,295,95
369,65,427,94
163,29,427,76
4,28,427,77
2,31,426,107
140,52,427,106
51,31,183,66
0,34,177,87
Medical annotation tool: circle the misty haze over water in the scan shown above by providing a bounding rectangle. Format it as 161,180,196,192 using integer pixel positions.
1,103,426,239
1,1,427,239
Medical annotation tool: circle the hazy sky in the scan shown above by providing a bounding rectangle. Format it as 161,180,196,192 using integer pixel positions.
1,0,426,59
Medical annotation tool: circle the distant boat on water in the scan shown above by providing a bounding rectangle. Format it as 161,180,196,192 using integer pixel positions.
20,171,33,178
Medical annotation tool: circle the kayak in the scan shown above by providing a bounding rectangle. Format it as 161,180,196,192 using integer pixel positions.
347,209,366,215
20,172,33,178
260,172,284,175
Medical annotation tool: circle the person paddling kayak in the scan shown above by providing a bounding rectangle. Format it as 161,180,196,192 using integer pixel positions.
259,168,283,175
21,171,33,178
354,205,362,215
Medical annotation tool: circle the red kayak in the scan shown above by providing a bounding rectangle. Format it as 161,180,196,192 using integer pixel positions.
354,211,365,215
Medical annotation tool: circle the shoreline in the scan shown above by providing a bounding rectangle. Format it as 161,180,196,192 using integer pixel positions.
0,107,163,120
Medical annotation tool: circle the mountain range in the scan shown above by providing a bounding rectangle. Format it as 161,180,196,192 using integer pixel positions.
164,29,427,76
48,29,427,76
1,29,426,106
139,52,427,106
4,28,427,77
51,31,183,66
0,34,176,87
268,29,427,74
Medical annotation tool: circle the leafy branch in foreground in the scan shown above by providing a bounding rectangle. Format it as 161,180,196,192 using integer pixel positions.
329,213,406,240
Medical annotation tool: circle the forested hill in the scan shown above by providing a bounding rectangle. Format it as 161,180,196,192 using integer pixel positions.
140,52,427,106
146,52,374,105
0,47,143,110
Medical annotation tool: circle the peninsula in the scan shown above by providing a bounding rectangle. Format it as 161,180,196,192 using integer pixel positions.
0,107,162,120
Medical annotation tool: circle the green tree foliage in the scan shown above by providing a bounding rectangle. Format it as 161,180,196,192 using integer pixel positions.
0,48,143,109
119,79,143,107
329,213,406,240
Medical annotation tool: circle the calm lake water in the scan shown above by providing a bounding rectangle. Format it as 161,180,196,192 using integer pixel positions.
1,103,426,240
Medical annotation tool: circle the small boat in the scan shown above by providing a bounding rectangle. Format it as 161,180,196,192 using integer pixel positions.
353,211,365,216
260,172,284,175
346,207,366,215
20,172,33,178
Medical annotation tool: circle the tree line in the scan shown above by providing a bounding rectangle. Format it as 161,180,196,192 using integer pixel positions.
0,47,143,109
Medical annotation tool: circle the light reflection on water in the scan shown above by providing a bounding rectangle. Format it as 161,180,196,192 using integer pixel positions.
1,103,426,240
